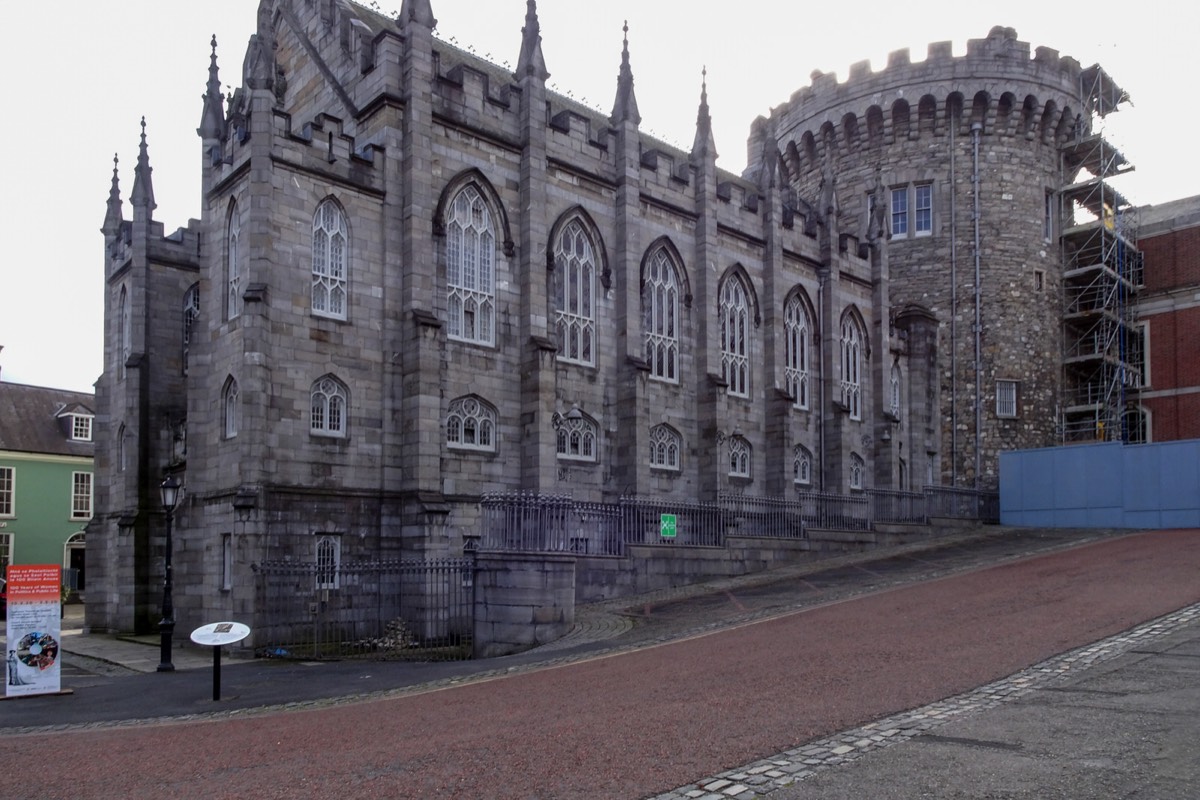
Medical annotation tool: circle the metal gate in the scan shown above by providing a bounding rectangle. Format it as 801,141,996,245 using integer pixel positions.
252,557,475,661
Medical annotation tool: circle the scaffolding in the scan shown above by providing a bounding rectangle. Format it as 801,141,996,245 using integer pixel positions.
1058,65,1143,444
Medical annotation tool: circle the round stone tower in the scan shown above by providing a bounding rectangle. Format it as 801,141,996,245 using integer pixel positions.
750,26,1103,488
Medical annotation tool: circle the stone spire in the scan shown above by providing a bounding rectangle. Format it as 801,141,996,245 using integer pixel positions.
691,67,717,159
198,35,226,141
515,0,549,81
400,0,436,29
130,118,156,216
610,21,640,125
101,153,123,234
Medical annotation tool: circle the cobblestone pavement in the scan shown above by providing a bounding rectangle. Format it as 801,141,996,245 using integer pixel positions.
650,602,1200,799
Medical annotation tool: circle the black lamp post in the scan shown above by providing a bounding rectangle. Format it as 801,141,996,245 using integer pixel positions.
158,475,181,673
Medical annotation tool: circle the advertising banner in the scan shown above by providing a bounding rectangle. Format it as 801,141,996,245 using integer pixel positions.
5,564,62,698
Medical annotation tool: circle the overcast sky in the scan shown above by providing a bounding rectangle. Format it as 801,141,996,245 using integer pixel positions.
2,1,1193,394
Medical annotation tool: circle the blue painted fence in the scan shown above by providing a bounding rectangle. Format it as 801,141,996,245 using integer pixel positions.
1000,440,1200,528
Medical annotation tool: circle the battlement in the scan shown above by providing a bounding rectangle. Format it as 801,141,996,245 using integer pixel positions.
756,27,1112,181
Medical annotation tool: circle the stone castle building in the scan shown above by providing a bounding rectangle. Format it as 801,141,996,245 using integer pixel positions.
87,1,1140,634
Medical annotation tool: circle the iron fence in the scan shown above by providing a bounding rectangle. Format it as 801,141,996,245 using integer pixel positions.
252,557,474,661
796,490,872,530
867,489,928,524
923,486,1001,523
480,492,814,556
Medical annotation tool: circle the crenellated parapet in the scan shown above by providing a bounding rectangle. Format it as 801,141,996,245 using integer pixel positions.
756,26,1096,182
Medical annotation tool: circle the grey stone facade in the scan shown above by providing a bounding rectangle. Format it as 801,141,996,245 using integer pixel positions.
87,4,1117,636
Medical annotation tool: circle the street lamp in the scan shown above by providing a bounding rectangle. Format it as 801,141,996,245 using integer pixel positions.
158,474,181,673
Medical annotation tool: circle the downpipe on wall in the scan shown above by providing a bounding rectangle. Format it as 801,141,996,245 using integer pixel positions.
971,121,983,490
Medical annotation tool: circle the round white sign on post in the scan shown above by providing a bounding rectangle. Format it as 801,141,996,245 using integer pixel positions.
190,621,251,647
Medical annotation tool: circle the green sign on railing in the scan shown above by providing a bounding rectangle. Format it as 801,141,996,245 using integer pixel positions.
660,513,677,538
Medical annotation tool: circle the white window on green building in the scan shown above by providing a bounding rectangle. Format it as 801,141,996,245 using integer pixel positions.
71,472,93,520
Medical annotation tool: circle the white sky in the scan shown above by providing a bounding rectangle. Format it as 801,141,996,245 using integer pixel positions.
2,1,1194,394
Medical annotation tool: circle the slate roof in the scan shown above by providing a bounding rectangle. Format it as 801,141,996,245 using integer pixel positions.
0,382,96,458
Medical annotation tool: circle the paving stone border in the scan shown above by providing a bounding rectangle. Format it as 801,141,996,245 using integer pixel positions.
647,602,1200,800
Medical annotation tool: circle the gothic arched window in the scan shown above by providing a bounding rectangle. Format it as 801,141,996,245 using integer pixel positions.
784,294,811,409
312,199,348,320
643,248,681,382
648,424,681,471
311,376,348,438
447,396,497,452
840,315,864,421
222,377,240,440
720,275,750,398
446,186,496,345
554,220,596,366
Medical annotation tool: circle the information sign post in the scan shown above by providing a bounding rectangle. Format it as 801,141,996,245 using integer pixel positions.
190,621,251,701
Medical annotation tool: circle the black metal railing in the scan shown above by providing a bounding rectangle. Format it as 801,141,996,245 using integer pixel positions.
252,557,475,661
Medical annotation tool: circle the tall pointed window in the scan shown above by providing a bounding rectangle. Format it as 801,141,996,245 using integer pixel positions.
840,315,864,421
643,248,680,382
784,294,811,409
554,220,596,366
183,283,200,376
446,186,496,345
720,275,750,398
312,200,348,320
222,377,240,439
227,207,243,320
447,396,496,452
648,424,681,471
311,376,348,438
119,286,130,380
315,534,341,590
890,362,901,418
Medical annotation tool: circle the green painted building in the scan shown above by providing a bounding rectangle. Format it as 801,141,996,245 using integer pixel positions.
0,380,95,590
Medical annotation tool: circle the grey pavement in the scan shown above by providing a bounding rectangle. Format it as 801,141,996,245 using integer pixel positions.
4,525,1198,799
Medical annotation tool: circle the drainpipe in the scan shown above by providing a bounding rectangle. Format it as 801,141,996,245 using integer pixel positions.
949,123,957,485
971,121,983,489
817,273,826,492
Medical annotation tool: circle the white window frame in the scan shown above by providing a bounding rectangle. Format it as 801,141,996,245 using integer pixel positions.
72,415,93,442
720,276,751,398
849,453,865,491
556,415,598,462
0,532,12,573
644,249,680,383
840,317,863,421
0,466,14,517
311,377,348,438
71,472,93,520
315,534,341,590
447,396,497,452
1123,406,1150,444
784,295,810,410
648,424,681,471
914,184,933,235
227,208,243,321
554,220,597,366
890,187,908,236
996,380,1019,419
793,445,813,486
312,200,348,320
728,436,751,479
223,378,240,439
446,186,496,346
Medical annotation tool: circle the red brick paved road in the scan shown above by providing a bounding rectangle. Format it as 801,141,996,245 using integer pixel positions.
4,530,1199,799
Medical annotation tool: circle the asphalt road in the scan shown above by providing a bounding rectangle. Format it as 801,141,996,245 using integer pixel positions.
2,529,1198,799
